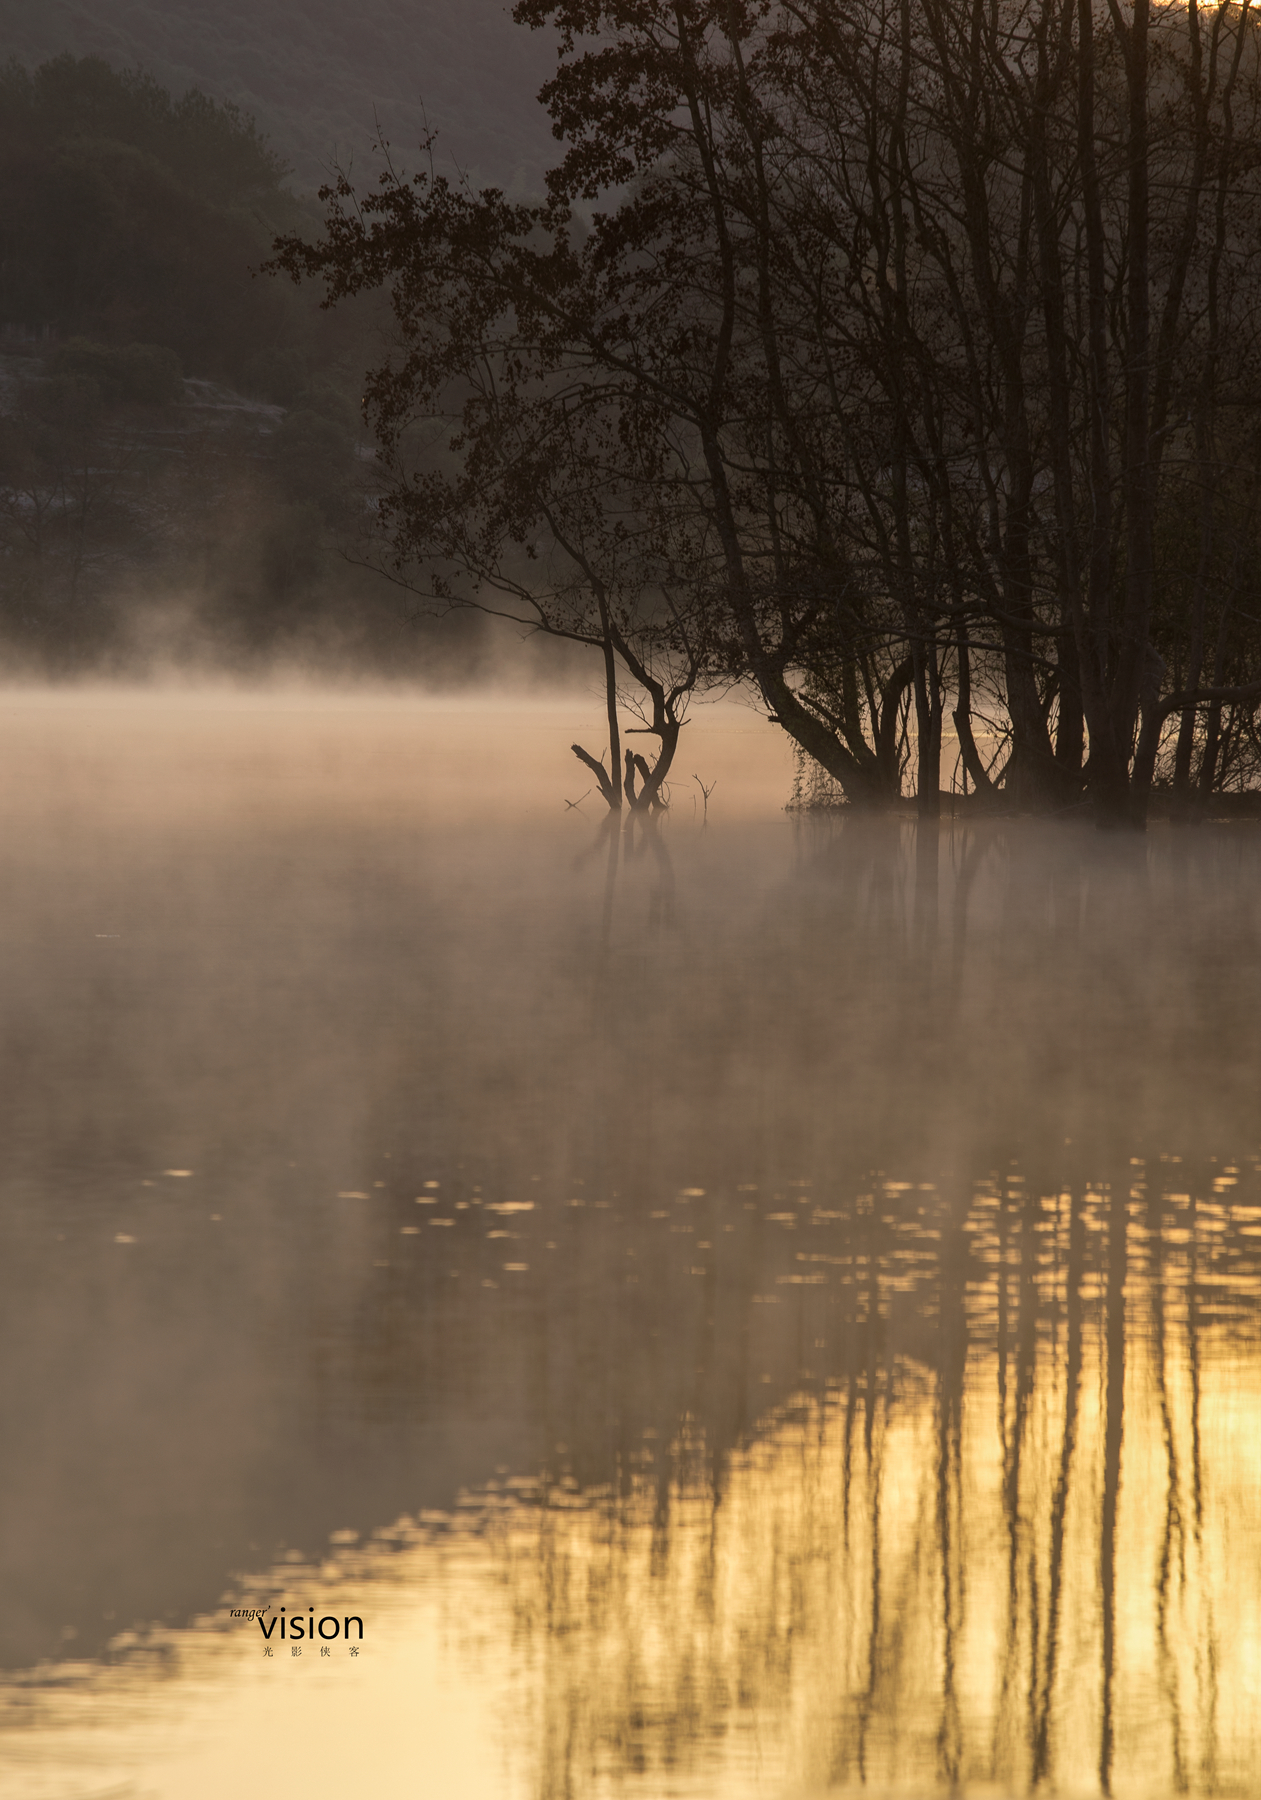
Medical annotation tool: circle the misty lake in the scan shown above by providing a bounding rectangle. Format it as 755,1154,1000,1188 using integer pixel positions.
2,689,1260,1800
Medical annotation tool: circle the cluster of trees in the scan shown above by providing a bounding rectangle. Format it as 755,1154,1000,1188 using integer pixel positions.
277,0,1261,825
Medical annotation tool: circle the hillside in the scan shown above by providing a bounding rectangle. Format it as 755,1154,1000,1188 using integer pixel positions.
0,0,560,194
0,57,439,673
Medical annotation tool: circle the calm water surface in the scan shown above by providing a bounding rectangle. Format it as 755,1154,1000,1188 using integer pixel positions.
1,691,1259,1800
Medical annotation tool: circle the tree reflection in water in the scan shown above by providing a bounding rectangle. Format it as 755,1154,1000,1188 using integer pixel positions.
3,750,1261,1799
385,816,1261,1797
421,1171,1258,1799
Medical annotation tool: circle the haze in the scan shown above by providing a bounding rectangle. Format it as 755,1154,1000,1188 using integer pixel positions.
2,690,1260,1797
0,0,557,193
4,1,1261,1795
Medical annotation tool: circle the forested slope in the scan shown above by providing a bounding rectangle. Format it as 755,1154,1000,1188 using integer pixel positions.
0,57,452,673
0,0,557,192
0,58,309,386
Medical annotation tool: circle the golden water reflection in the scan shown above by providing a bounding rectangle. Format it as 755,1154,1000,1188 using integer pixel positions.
451,1184,1261,1800
7,1175,1261,1800
4,696,1261,1797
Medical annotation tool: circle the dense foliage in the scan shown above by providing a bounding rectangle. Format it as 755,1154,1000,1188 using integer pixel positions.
0,0,557,194
278,0,1261,824
0,56,305,385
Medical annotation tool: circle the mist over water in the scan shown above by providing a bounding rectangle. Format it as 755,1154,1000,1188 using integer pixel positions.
2,688,1260,1799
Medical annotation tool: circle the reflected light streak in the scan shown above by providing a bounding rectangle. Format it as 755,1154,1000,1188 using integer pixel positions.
4,1263,1259,1800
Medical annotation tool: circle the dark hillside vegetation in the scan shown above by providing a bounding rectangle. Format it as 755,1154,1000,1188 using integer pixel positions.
0,56,307,388
0,56,470,674
0,0,557,194
0,348,409,675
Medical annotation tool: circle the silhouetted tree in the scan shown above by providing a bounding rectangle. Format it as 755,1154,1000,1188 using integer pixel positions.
275,0,1261,823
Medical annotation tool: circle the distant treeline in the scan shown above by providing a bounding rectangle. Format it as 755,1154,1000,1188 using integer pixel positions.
0,56,475,675
0,54,318,396
0,0,557,195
